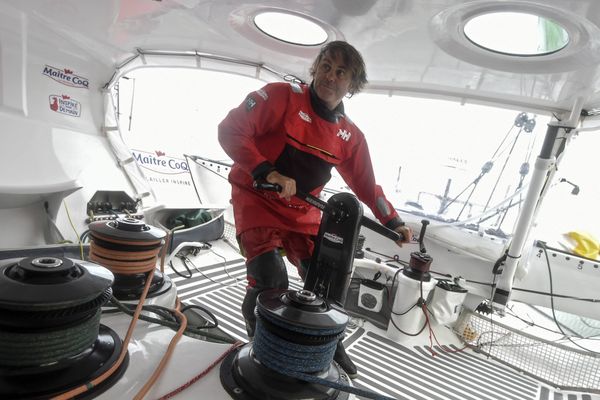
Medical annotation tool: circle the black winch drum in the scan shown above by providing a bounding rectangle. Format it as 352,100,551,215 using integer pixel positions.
220,289,350,400
0,256,128,399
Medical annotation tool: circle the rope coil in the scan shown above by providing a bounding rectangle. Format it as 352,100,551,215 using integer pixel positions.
250,290,397,400
253,314,341,373
0,310,101,367
89,235,162,275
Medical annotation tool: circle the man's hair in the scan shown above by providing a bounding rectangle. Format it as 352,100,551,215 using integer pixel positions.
310,41,368,96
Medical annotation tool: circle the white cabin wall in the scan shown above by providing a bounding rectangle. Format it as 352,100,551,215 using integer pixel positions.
0,4,134,249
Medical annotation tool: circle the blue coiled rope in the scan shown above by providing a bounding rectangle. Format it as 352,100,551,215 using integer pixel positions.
253,312,397,400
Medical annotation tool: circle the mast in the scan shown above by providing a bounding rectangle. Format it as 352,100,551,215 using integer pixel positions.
491,97,584,311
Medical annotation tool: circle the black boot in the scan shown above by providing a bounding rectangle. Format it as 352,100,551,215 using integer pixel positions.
241,249,289,338
334,340,358,379
241,287,262,338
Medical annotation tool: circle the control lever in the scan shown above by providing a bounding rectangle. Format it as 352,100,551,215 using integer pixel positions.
253,181,403,242
418,219,429,253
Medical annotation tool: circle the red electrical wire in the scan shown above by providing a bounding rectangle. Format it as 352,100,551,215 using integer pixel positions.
155,341,243,400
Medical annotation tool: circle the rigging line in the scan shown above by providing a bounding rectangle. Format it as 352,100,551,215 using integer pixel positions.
124,76,135,131
363,248,410,266
133,301,187,400
441,123,516,217
209,247,244,286
423,303,468,355
465,279,600,303
62,200,84,260
524,121,538,162
491,123,516,161
495,119,538,229
385,268,428,336
480,125,524,219
540,243,599,354
183,154,204,205
438,173,481,215
504,305,581,339
578,317,600,331
155,342,243,400
182,255,241,288
170,256,193,279
455,178,480,220
423,303,437,357
106,297,233,342
476,195,523,226
496,171,527,230
185,154,232,168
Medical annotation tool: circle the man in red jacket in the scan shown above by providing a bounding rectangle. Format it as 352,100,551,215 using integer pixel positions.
218,41,412,378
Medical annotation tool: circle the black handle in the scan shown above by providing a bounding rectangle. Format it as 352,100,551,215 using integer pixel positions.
418,219,429,253
360,216,402,242
253,180,402,242
253,180,283,193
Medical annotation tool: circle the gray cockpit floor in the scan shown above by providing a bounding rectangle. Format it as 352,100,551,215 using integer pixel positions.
166,240,599,400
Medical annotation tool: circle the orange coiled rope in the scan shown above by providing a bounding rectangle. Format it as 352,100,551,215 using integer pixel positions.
52,223,185,399
89,231,163,275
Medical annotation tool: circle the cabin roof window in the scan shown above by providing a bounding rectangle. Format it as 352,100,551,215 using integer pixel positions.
253,11,328,46
463,12,569,56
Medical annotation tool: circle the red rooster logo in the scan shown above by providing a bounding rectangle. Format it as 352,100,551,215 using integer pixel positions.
50,97,58,111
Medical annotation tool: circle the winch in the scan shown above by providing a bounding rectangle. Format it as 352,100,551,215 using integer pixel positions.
222,184,405,400
220,289,350,400
88,217,173,302
0,256,126,399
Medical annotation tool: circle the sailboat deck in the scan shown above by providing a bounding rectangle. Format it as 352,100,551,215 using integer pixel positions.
166,239,599,400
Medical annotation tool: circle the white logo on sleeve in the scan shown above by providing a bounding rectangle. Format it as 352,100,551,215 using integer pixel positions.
256,89,268,100
337,129,351,141
298,110,312,123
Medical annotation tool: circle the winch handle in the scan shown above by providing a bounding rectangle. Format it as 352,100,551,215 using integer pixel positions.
253,181,402,242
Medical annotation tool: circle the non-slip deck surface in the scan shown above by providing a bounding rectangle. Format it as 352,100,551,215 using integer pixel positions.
167,251,599,400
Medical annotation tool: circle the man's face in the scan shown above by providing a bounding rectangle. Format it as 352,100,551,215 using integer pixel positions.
313,52,353,110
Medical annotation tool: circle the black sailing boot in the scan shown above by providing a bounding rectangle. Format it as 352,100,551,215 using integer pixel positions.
334,339,358,379
241,249,289,339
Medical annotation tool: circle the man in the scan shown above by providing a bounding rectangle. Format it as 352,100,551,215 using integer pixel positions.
218,41,412,377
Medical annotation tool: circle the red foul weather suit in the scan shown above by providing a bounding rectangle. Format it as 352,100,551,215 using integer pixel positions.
218,82,402,252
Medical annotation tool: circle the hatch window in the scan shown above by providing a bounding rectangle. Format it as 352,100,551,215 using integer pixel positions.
254,11,328,46
464,12,569,56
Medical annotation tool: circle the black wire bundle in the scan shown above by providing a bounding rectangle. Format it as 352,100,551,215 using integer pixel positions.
104,296,235,344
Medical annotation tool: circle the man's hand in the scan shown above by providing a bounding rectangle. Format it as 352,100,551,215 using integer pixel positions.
266,171,296,201
394,224,413,247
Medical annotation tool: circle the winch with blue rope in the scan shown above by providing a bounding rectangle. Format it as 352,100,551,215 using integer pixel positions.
220,288,352,400
0,256,127,399
220,288,397,400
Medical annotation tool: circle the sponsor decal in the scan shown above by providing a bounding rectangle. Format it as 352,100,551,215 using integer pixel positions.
323,232,344,245
132,149,190,175
337,128,351,141
49,95,81,117
256,89,268,100
131,149,198,206
298,110,312,123
245,96,256,111
42,65,89,89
